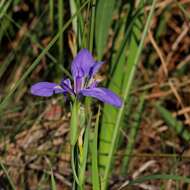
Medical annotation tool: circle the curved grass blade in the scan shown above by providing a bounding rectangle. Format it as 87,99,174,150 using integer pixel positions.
71,145,80,185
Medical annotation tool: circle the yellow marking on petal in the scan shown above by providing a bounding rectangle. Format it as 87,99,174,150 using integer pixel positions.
54,85,62,89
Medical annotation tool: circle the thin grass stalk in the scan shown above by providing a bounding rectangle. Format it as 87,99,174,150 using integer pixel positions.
0,161,16,190
89,0,96,52
49,0,54,31
51,169,57,190
70,0,77,35
78,124,90,188
35,0,40,15
155,103,190,141
175,0,190,20
0,0,6,9
91,106,101,190
101,1,157,189
81,1,91,49
128,174,190,186
121,94,145,175
75,0,85,48
0,0,90,113
58,0,64,65
0,0,11,19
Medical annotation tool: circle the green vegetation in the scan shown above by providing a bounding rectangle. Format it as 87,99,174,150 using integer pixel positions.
1,0,190,189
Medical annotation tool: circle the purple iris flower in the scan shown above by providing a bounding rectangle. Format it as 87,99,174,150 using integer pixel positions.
30,49,122,108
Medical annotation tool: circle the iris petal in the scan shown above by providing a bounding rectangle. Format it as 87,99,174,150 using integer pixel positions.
30,82,64,97
80,87,122,108
71,49,95,79
61,78,72,89
89,61,104,78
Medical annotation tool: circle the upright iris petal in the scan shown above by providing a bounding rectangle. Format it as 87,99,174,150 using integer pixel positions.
71,49,95,79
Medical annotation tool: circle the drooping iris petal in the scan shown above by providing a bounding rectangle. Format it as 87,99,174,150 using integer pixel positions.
89,61,104,78
71,49,95,79
80,87,122,108
30,82,64,97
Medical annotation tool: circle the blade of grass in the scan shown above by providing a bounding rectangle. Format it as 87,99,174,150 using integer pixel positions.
101,1,157,189
88,0,96,52
95,0,115,59
0,0,11,19
129,174,190,185
70,0,77,35
121,94,145,175
70,100,80,146
0,0,90,113
175,0,190,21
91,106,101,190
71,145,80,185
49,0,54,31
155,103,190,141
70,99,80,186
74,0,85,48
79,122,90,188
0,161,16,190
58,0,64,65
51,169,57,190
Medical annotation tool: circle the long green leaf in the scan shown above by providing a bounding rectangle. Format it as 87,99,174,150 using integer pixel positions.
98,5,132,175
79,124,90,188
95,0,115,59
98,2,140,174
70,100,80,146
101,1,157,189
91,106,101,190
